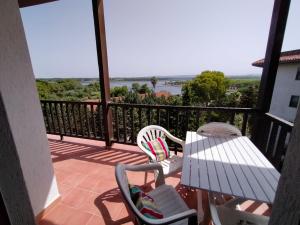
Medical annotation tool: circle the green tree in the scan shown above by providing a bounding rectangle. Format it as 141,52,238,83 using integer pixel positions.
131,83,141,93
182,71,228,106
150,76,158,90
124,91,140,103
110,86,128,97
139,84,151,94
239,85,258,108
57,79,82,91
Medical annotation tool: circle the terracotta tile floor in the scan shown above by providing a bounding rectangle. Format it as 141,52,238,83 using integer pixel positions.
39,135,271,225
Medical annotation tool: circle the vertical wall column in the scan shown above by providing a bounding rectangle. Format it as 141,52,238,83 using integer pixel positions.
269,108,300,225
92,0,113,146
252,0,291,146
0,95,36,225
0,0,60,218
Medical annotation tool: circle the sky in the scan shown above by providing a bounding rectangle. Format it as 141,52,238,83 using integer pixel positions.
20,0,300,78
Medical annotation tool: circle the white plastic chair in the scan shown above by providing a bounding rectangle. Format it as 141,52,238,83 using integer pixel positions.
209,193,269,225
115,163,198,225
137,125,184,181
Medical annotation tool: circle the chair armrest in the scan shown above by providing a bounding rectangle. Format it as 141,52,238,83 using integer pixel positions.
141,209,198,225
123,163,165,187
223,197,245,209
163,130,185,148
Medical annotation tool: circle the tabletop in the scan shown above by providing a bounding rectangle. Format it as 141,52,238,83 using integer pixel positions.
181,131,280,204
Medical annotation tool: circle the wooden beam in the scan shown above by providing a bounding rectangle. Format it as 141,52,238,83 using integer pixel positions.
18,0,57,8
92,0,113,146
251,0,291,147
257,0,291,112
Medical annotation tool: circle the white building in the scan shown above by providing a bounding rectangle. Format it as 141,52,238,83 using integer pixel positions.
253,49,300,122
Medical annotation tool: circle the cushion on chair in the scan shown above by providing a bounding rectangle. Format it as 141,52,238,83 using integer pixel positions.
129,185,163,219
142,137,170,161
148,184,189,225
129,185,143,204
136,192,164,219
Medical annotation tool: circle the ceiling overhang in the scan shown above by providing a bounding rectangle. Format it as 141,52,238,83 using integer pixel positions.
18,0,57,8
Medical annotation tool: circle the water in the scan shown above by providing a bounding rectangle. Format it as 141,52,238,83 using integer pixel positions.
110,80,182,95
81,76,195,95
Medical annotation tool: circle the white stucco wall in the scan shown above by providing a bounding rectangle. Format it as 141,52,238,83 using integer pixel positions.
270,63,300,122
0,0,59,216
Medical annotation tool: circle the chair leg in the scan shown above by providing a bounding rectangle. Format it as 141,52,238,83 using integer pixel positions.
144,171,148,184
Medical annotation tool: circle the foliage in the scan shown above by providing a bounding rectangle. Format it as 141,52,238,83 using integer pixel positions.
130,83,152,94
182,71,229,106
239,85,258,108
36,75,259,109
110,86,128,97
36,79,101,101
38,75,261,143
228,79,260,90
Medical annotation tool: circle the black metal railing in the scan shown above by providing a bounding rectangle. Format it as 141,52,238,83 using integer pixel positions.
109,103,256,148
257,113,294,171
40,100,293,171
41,100,105,140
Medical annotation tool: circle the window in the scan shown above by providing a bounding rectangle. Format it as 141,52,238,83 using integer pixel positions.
296,67,300,80
289,95,299,108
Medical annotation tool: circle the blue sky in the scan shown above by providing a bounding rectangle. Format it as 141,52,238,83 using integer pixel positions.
20,0,300,78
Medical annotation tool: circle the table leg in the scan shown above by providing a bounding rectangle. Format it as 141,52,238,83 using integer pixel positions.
197,190,211,225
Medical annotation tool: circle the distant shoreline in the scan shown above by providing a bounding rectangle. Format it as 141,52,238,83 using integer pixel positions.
37,74,261,81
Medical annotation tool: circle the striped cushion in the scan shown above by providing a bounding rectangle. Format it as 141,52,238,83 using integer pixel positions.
129,184,142,204
129,185,163,219
142,137,170,161
136,192,163,219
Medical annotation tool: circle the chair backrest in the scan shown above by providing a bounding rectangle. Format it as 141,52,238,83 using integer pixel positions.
197,122,242,137
137,125,169,161
115,164,151,224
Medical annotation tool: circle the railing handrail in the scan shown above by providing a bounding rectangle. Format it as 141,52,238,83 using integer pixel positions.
41,100,255,110
108,102,257,112
265,112,294,128
41,100,101,104
41,100,258,112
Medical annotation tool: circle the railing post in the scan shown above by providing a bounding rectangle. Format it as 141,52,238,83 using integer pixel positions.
92,0,113,146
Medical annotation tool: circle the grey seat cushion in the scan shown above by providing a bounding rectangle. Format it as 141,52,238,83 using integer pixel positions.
148,184,189,225
197,122,242,137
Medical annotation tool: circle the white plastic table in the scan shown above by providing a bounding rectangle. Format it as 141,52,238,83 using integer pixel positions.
181,131,280,222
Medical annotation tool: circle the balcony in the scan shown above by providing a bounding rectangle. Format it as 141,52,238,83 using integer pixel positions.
35,100,293,224
39,134,272,225
1,0,298,224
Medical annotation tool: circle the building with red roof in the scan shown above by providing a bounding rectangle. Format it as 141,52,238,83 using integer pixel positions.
253,49,300,122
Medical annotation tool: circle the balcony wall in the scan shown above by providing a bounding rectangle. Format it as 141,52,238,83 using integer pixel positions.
0,0,59,217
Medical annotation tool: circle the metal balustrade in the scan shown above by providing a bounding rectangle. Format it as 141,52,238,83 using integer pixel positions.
40,100,293,171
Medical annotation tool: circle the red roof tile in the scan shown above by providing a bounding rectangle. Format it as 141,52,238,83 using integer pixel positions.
155,91,171,98
252,49,300,67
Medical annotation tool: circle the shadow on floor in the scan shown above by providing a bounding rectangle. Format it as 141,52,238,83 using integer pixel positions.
48,138,148,166
94,187,133,225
